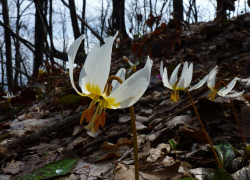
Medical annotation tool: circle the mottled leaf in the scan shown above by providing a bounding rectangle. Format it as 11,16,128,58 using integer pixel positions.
213,140,235,169
14,158,78,180
204,168,233,180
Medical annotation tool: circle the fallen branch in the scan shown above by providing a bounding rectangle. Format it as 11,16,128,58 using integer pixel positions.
4,112,82,148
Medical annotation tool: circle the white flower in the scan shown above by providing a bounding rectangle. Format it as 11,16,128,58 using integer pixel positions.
2,92,15,102
123,56,137,74
68,32,153,132
39,66,46,75
207,66,244,101
160,61,208,102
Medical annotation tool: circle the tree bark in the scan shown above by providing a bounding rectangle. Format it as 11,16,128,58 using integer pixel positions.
81,0,86,49
68,0,85,53
173,0,184,22
111,0,129,38
33,0,46,78
2,0,13,90
14,0,21,87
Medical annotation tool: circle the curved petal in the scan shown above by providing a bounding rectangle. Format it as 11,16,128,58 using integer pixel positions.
169,63,181,85
222,90,244,98
177,62,188,89
105,57,153,108
219,77,238,96
207,66,218,89
67,34,86,95
188,75,208,91
111,68,126,93
79,32,119,96
162,67,173,89
185,63,193,87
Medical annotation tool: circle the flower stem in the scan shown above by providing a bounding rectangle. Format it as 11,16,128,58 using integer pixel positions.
107,75,140,180
129,106,139,180
230,98,245,146
186,88,222,169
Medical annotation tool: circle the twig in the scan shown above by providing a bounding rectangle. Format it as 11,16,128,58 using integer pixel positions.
99,148,134,178
73,129,128,154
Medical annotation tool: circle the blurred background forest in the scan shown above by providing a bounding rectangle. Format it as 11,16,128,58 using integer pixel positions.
0,0,249,92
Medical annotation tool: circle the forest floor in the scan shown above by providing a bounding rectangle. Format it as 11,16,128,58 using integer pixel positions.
1,13,250,180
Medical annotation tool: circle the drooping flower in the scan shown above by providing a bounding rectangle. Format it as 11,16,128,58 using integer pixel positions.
68,32,153,132
160,61,209,102
2,92,15,103
123,56,138,75
39,66,46,76
206,66,244,101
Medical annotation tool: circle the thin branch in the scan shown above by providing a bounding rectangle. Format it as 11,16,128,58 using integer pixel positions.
0,60,31,79
61,0,105,44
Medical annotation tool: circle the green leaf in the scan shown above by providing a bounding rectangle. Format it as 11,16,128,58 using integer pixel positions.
204,168,233,180
245,145,250,156
213,168,233,180
204,173,214,180
169,139,176,150
0,134,9,142
213,140,235,170
56,94,83,106
14,158,78,180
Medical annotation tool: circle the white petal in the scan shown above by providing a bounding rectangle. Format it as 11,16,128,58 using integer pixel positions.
111,68,126,93
207,66,218,89
2,95,8,98
177,62,188,89
189,75,208,91
106,57,153,108
78,32,119,96
162,67,173,89
219,77,238,96
67,34,86,95
185,63,193,87
11,92,15,98
222,90,244,98
169,63,181,85
160,61,164,77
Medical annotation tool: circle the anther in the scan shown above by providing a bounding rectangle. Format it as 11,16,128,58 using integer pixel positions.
80,109,88,125
94,114,101,132
101,111,106,128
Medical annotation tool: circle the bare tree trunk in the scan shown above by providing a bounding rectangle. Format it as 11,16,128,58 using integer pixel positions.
2,0,13,90
14,0,21,87
68,0,84,53
81,0,85,49
192,0,198,22
33,0,46,77
173,0,184,21
1,46,4,92
49,0,54,65
111,0,129,38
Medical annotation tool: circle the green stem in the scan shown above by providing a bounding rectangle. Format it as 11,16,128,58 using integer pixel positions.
129,106,139,180
230,98,245,146
107,75,139,180
186,88,222,169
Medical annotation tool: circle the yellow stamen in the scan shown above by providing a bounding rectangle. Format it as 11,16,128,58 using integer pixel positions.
171,90,179,103
207,81,227,101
